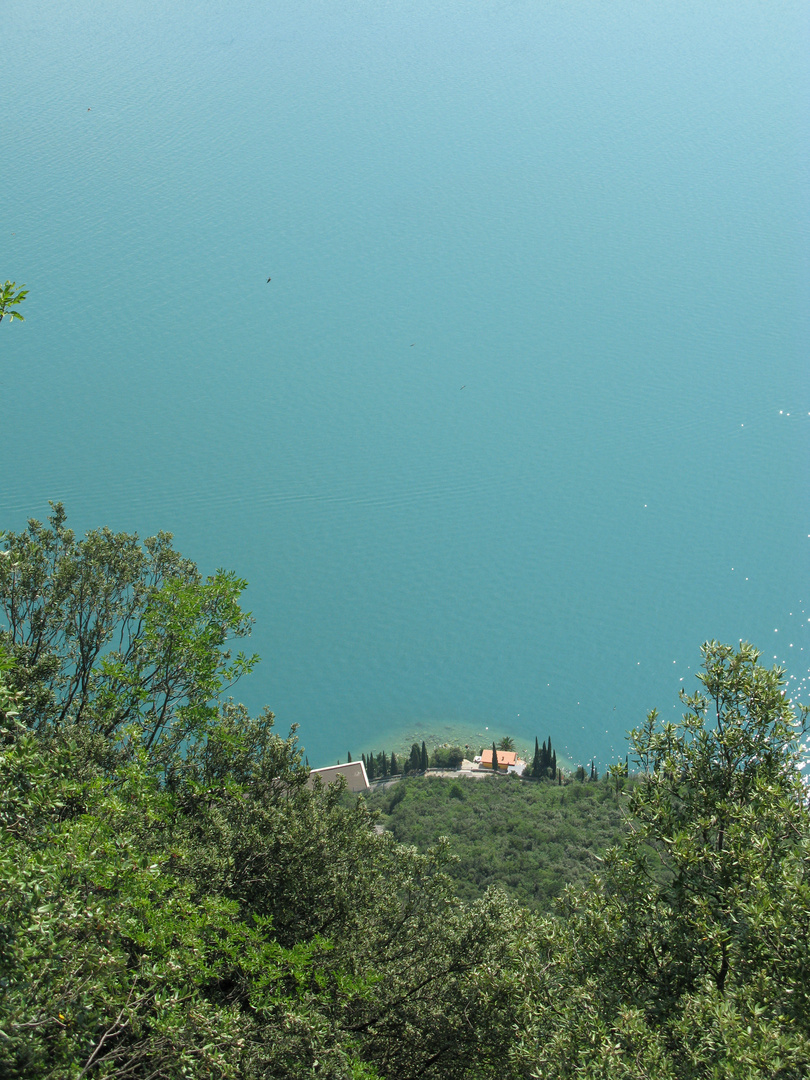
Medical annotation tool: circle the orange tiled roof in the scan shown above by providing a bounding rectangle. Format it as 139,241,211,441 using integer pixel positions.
480,749,517,767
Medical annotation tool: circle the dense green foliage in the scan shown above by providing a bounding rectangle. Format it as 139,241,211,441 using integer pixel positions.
365,774,627,913
430,745,465,769
2,507,809,1078
0,510,526,1079
514,641,810,1078
1,683,531,1079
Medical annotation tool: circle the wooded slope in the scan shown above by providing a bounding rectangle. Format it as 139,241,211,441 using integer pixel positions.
365,774,627,912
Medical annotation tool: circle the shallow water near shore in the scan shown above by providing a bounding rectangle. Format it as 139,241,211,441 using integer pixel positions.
2,0,808,768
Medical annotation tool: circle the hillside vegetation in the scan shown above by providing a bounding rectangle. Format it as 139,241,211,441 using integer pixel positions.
1,506,809,1079
365,774,627,912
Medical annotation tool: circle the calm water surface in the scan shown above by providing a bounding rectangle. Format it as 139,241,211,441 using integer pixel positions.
2,0,808,767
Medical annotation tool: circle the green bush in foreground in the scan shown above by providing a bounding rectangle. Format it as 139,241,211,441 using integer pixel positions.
514,640,810,1078
0,653,533,1080
0,511,527,1079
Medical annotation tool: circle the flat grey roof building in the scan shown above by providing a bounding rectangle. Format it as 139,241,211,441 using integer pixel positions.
307,761,370,793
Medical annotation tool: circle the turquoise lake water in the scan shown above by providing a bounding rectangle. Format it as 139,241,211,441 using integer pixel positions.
2,0,808,768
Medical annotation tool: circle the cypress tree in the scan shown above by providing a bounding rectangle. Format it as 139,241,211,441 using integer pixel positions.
492,740,499,772
367,754,376,780
409,743,421,773
348,751,352,762
551,750,557,779
390,752,399,775
421,741,428,771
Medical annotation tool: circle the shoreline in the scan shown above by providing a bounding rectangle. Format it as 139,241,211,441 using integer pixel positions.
331,719,578,776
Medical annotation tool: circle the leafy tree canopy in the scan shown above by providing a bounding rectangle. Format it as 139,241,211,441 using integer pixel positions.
513,641,810,1078
0,503,258,769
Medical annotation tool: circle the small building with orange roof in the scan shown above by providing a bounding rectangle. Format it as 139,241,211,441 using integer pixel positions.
479,748,517,772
